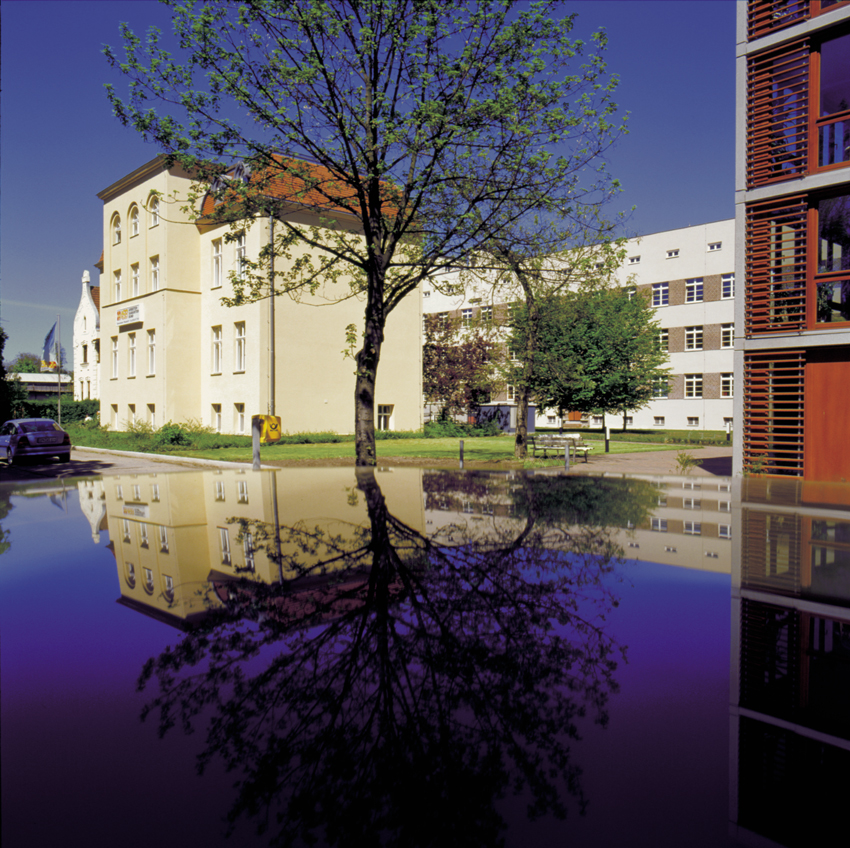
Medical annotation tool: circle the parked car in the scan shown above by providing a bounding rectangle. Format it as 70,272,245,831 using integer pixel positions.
0,418,72,464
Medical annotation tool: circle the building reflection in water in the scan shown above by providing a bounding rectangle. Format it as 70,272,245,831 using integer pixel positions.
731,477,850,847
98,466,663,846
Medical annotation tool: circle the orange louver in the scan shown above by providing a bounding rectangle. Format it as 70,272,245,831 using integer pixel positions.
744,349,805,477
745,194,808,335
747,0,809,41
747,38,810,189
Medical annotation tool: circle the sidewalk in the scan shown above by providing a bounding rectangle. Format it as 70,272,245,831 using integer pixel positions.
579,444,733,477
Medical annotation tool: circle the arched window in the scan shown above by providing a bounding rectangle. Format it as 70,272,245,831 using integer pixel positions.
130,206,139,237
148,195,159,227
112,215,122,245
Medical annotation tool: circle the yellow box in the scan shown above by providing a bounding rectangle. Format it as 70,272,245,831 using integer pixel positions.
252,414,282,444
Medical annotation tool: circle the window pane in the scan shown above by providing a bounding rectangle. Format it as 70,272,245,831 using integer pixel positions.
816,278,850,323
820,32,850,118
819,193,850,272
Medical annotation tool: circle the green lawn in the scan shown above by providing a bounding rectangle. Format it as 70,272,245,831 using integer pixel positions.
132,435,684,465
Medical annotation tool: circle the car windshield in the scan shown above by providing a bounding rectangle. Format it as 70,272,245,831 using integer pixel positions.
18,421,60,433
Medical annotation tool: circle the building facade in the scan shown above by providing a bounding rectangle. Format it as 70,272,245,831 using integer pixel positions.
734,1,850,482
96,156,422,435
73,270,100,401
423,219,736,431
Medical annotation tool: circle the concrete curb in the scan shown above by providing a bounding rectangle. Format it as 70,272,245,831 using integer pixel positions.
74,445,276,470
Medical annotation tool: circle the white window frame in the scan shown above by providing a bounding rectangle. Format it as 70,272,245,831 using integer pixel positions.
234,322,246,372
687,416,700,427
149,196,159,227
130,207,139,237
652,378,669,399
147,403,156,427
658,328,669,351
651,518,668,532
721,373,734,398
377,404,393,430
654,416,665,426
708,241,722,252
684,521,702,535
112,215,121,245
629,255,640,265
461,308,472,327
128,333,136,378
213,239,222,288
150,256,160,291
131,263,140,297
719,525,732,539
235,403,245,434
114,271,122,302
111,337,118,378
685,278,704,303
685,375,703,398
147,330,156,375
666,249,679,259
721,323,734,348
652,282,669,306
236,232,246,275
685,326,703,350
721,273,735,299
212,326,222,374
212,403,222,433
219,527,231,565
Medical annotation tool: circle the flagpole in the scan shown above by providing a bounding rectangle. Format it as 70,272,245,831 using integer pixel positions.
57,314,61,426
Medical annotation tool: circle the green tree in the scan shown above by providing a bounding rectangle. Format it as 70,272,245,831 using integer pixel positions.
423,312,503,421
0,331,29,421
511,286,669,430
105,0,623,465
463,219,626,457
9,352,40,373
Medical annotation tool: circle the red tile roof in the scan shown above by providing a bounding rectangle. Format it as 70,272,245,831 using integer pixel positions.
199,156,398,222
90,284,100,313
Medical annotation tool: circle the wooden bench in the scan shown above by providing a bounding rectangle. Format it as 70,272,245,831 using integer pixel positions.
528,433,592,462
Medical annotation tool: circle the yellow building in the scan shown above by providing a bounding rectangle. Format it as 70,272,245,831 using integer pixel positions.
103,467,426,628
96,156,422,434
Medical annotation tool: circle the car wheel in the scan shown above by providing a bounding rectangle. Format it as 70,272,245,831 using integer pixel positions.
58,453,71,463
6,446,14,465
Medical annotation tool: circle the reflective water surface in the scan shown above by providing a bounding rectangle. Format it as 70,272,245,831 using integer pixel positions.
2,467,848,847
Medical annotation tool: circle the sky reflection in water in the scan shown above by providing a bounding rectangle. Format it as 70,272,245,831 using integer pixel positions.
1,468,737,847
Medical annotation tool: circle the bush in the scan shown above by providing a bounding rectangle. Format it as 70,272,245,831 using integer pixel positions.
151,421,191,447
17,398,100,424
424,419,503,438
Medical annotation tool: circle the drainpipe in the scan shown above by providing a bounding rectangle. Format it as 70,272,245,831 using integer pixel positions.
268,213,275,416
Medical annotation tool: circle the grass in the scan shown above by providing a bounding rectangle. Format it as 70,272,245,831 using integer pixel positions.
70,429,685,465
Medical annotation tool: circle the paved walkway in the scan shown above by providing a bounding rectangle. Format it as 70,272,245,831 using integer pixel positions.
577,444,733,477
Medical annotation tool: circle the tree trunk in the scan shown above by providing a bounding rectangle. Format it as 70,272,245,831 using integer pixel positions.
354,304,384,467
515,385,530,458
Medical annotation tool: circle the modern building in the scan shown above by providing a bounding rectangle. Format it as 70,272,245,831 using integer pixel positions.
73,270,100,401
423,220,736,431
95,156,422,434
734,1,850,482
9,372,72,400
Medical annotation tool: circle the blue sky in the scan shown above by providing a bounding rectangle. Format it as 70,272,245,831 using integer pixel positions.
0,0,736,363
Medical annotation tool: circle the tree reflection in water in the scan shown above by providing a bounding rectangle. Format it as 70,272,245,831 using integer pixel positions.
138,470,658,847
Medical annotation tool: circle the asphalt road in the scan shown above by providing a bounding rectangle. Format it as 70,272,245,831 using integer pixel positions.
0,446,239,484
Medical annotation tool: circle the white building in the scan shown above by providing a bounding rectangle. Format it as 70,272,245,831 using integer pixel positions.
423,219,736,432
73,270,100,401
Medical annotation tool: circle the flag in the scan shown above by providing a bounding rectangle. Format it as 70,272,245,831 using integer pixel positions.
41,322,58,372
